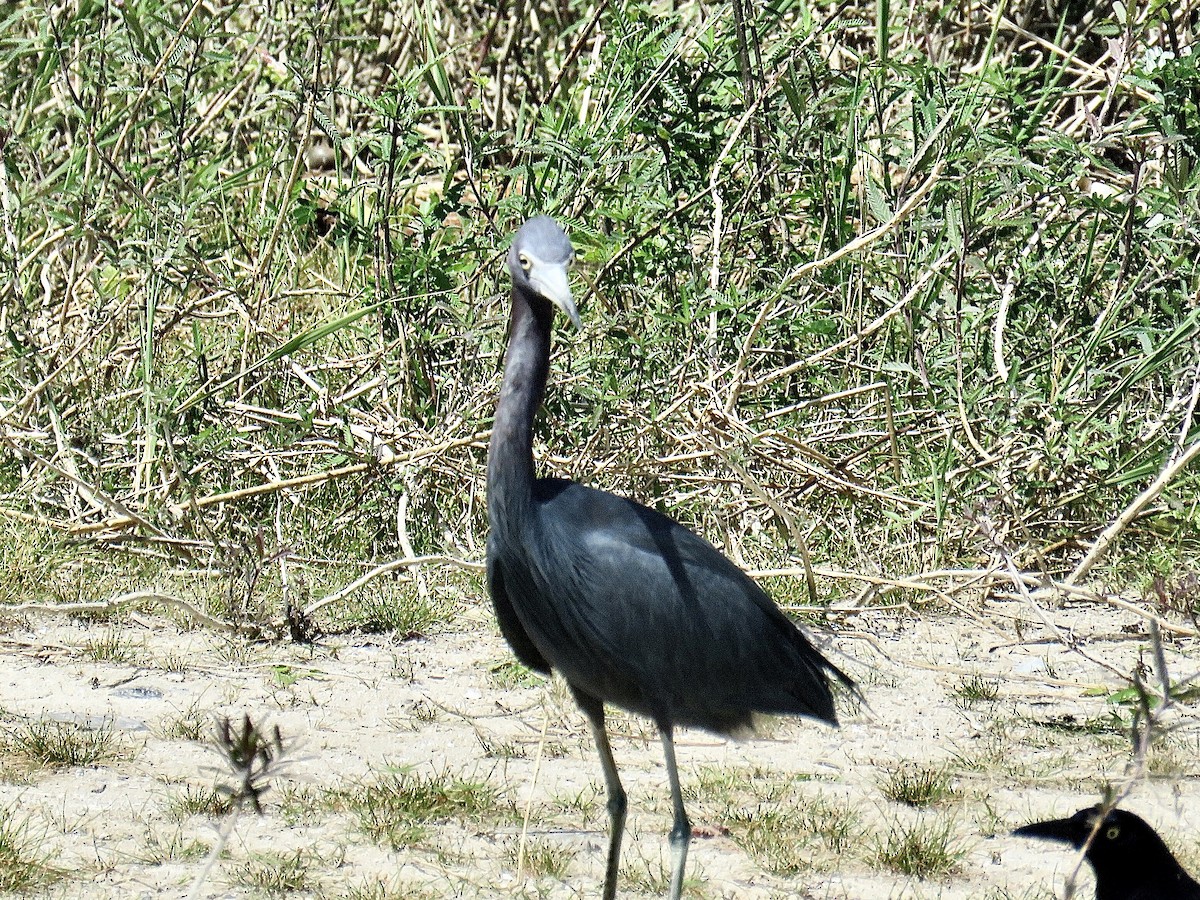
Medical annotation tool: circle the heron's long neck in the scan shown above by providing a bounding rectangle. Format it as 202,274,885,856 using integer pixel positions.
488,286,553,526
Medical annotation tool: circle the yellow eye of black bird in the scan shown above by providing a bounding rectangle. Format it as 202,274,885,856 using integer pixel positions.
519,252,531,271
1015,805,1200,900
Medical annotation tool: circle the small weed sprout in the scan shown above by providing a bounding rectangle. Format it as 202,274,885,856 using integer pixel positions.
731,795,862,874
510,837,575,880
185,715,291,899
489,659,545,689
166,784,236,820
211,714,288,815
618,852,676,894
158,700,210,741
475,729,524,759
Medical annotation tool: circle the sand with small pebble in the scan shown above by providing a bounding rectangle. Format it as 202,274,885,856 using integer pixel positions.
0,591,1196,899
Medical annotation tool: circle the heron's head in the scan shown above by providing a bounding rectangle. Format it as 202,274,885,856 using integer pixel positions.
508,215,580,329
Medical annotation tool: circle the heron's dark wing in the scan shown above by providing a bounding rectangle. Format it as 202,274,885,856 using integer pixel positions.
521,480,846,733
486,534,552,675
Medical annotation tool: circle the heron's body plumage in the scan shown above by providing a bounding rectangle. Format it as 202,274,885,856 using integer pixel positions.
489,477,840,732
485,215,850,899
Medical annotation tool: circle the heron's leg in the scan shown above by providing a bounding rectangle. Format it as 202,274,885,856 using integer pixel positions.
572,688,626,900
660,725,691,900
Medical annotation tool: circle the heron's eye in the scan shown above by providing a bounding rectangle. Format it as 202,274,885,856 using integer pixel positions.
1105,825,1120,840
518,253,532,271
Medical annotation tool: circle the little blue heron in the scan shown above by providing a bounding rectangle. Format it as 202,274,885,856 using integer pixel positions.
1015,806,1200,900
486,215,852,899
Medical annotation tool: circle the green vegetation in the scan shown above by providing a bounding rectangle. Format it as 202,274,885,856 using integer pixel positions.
4,718,125,768
0,0,1194,636
880,763,959,807
328,769,512,849
165,783,237,820
489,659,546,689
509,837,577,881
82,629,139,663
954,675,1001,707
157,700,210,741
0,0,1197,894
732,796,863,874
229,848,319,896
0,811,58,891
874,816,965,878
136,827,210,865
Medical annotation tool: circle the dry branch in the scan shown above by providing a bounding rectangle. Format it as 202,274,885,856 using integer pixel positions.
1069,439,1200,585
66,430,490,536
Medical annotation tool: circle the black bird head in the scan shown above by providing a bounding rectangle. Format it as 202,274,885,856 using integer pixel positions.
508,215,580,329
1014,805,1200,900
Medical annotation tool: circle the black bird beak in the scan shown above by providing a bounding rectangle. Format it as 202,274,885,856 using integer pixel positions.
531,262,581,330
1013,817,1089,848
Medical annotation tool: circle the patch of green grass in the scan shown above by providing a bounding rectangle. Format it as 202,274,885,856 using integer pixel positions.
155,652,192,674
549,785,602,820
734,808,815,876
81,630,138,663
214,639,259,668
686,763,809,809
5,719,124,768
731,794,862,874
1147,740,1195,779
330,769,512,849
157,701,209,741
873,817,965,878
489,659,545,689
476,730,525,759
342,590,454,637
0,811,59,891
510,837,576,880
136,827,210,864
880,764,958,807
165,784,236,820
277,783,328,827
687,764,750,800
228,848,318,895
954,674,1000,706
617,853,674,895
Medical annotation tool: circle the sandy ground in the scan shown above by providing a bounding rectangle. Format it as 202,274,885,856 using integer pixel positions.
1,592,1197,899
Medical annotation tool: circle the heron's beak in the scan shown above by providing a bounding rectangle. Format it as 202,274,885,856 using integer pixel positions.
532,263,581,330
